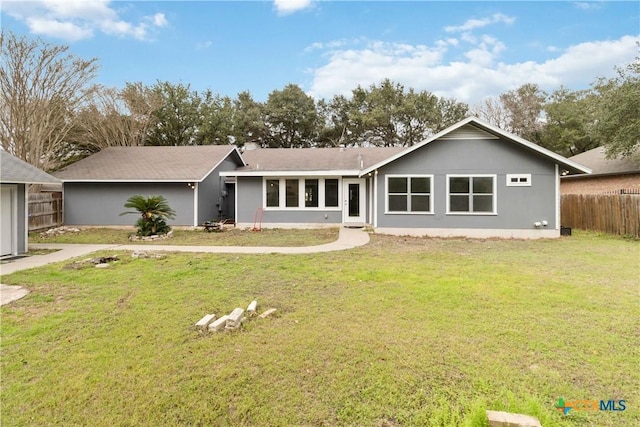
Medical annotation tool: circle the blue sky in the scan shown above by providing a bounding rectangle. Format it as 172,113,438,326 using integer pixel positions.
1,1,638,105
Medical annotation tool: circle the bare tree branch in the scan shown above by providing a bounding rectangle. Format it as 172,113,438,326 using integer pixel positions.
0,31,99,171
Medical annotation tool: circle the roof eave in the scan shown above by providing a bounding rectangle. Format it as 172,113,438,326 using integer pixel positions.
220,169,362,177
59,179,205,183
2,179,61,185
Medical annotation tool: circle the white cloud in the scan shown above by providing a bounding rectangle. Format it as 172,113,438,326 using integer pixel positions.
304,38,353,53
445,13,515,33
273,0,313,16
573,2,603,11
0,0,168,41
307,40,447,98
25,16,93,41
306,35,639,106
152,13,167,28
196,40,213,50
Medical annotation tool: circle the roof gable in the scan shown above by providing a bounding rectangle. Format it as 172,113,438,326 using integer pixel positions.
0,150,60,184
54,145,245,182
359,117,591,176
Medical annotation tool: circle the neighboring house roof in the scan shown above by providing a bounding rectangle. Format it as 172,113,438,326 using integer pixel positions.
564,146,640,177
226,147,405,176
359,117,592,176
0,150,60,185
54,145,245,182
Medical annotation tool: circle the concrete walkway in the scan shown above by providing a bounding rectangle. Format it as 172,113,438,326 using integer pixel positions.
2,228,369,277
0,227,370,304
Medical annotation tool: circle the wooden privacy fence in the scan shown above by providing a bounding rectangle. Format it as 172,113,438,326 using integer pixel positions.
561,194,640,237
28,192,63,231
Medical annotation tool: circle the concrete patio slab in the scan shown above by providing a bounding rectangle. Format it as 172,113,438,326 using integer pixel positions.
0,284,30,306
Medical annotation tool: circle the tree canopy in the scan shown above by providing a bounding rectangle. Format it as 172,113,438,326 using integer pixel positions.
2,30,637,172
0,31,99,171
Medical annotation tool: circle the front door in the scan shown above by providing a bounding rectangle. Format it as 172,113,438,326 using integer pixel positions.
342,179,366,224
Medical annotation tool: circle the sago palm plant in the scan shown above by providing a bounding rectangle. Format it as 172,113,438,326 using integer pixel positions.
121,195,176,236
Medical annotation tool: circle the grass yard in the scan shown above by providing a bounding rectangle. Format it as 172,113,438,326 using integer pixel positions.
29,227,339,247
1,232,638,426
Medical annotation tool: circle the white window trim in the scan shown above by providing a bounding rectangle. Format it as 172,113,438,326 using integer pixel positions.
385,174,434,214
263,177,342,211
506,174,532,187
446,174,497,215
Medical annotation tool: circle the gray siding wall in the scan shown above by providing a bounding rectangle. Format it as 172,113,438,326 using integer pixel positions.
236,176,342,225
216,158,241,222
236,177,262,224
197,157,242,223
64,182,195,226
225,183,235,220
197,171,223,224
375,137,557,229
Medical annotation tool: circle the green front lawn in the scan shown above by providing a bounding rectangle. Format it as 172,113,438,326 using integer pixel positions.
29,227,339,246
2,232,638,426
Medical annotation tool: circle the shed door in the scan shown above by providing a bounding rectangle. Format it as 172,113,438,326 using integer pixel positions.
1,186,16,257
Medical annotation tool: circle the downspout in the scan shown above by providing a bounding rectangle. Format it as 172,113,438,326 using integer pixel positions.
368,174,373,226
23,184,29,254
555,164,560,232
193,182,199,227
373,170,378,228
234,176,238,226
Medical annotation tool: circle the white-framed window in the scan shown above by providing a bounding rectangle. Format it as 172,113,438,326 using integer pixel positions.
447,175,496,214
266,179,279,207
385,175,433,214
506,174,531,187
263,177,341,210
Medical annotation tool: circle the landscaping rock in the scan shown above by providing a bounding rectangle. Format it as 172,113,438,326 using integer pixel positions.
131,250,164,259
247,300,258,316
258,308,277,319
128,230,174,241
90,256,119,264
195,314,216,329
226,308,245,329
95,263,110,268
208,315,229,332
486,410,541,427
40,226,81,238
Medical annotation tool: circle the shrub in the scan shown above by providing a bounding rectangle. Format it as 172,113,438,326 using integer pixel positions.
120,195,176,236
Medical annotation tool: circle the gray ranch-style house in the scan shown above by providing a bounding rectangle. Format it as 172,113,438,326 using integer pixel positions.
55,117,590,239
1,150,61,257
222,117,591,238
54,145,245,227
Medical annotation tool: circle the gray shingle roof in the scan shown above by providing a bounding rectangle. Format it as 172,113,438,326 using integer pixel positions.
53,146,243,182
0,150,60,184
568,146,640,175
237,147,405,173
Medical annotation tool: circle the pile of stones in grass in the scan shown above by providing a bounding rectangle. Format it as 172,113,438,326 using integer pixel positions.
39,226,81,238
64,255,120,270
128,230,174,241
195,300,277,333
64,250,165,269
